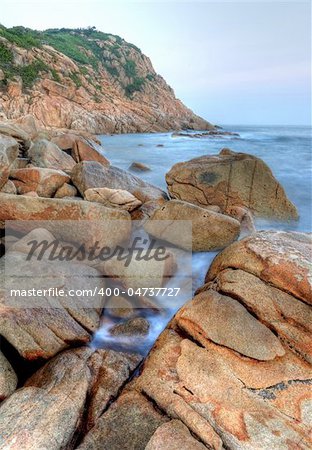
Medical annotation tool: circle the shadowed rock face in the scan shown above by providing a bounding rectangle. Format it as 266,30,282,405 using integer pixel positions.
166,148,298,220
0,27,213,134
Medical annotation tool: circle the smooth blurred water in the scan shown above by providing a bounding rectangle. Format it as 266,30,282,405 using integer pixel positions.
99,125,312,232
94,126,311,354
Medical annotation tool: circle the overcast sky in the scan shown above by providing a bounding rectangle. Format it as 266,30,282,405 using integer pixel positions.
1,0,311,125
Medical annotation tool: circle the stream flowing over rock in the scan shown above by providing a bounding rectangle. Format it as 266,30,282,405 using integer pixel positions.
166,148,298,220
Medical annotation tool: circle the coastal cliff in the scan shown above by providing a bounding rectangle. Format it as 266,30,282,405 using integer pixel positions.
0,26,213,134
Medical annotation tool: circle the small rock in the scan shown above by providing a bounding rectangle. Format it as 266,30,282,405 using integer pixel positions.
105,296,135,319
54,183,78,198
85,187,142,211
0,179,16,194
109,317,150,337
129,162,151,172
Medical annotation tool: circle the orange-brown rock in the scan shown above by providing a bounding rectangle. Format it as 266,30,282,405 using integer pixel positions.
0,347,141,449
144,199,240,251
0,193,131,249
129,162,151,172
126,230,312,449
51,134,110,167
85,187,142,212
0,251,106,359
206,230,312,304
166,148,298,220
10,167,70,197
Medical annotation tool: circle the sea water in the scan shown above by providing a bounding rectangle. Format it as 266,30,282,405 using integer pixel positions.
92,125,311,353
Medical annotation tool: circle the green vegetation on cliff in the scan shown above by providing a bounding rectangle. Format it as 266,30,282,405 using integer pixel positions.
0,25,147,96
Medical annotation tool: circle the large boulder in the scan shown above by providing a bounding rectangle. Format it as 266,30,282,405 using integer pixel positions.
10,167,70,197
206,230,312,304
71,161,168,204
78,391,167,450
0,122,30,145
0,251,105,359
28,139,76,171
0,194,131,249
144,199,240,251
51,134,110,167
129,230,311,449
85,187,142,212
0,136,19,189
0,347,141,449
166,148,298,220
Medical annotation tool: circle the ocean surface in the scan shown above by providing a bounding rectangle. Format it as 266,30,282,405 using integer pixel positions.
93,125,312,353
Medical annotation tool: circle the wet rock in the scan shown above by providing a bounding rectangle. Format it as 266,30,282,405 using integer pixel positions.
85,187,142,211
0,350,17,401
166,148,298,220
129,162,151,172
109,317,150,337
144,199,240,251
0,179,16,194
10,167,70,197
0,193,131,249
51,134,110,167
77,391,167,450
28,139,76,171
146,420,207,450
0,135,19,189
54,182,78,198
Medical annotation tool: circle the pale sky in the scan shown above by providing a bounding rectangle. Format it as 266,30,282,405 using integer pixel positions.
1,1,311,125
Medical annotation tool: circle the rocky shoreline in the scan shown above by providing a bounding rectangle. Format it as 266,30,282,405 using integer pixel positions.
0,114,311,449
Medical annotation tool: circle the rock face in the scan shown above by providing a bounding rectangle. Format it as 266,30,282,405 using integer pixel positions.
10,167,70,197
28,139,76,171
78,391,167,450
146,420,207,450
85,187,142,211
166,148,298,220
0,347,142,449
51,134,110,167
0,26,213,134
0,251,106,359
144,199,240,251
129,230,312,449
0,136,19,189
0,193,131,248
72,161,167,204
